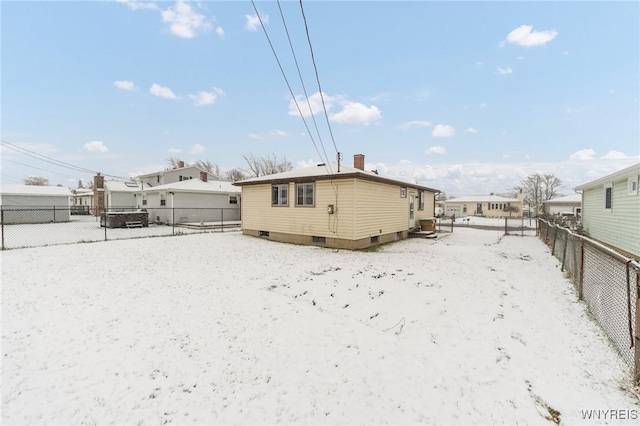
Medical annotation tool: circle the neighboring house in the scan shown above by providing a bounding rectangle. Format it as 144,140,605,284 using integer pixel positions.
138,161,218,187
0,185,72,223
234,154,440,249
543,194,582,216
71,188,94,214
444,194,524,218
103,181,148,211
135,174,240,224
575,163,640,259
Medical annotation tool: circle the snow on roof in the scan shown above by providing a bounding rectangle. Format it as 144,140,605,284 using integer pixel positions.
140,179,240,194
0,185,72,197
543,194,582,204
103,181,148,192
446,195,518,203
575,163,640,190
235,162,439,192
137,165,208,178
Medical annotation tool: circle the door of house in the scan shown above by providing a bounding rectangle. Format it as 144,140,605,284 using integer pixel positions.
409,193,415,228
476,203,483,215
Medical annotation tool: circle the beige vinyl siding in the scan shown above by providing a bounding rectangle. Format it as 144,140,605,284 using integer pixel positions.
420,192,436,219
353,179,410,239
581,177,640,257
241,180,355,239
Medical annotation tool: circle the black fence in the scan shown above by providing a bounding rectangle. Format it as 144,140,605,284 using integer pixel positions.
538,219,640,384
1,206,241,250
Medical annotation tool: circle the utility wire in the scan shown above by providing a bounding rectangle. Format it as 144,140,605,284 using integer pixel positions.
249,0,331,172
276,0,332,175
5,159,79,180
298,0,340,157
1,139,131,180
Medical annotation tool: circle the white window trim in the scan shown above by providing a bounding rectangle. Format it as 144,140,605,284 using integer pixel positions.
272,184,288,206
295,182,315,207
628,176,639,195
604,183,613,211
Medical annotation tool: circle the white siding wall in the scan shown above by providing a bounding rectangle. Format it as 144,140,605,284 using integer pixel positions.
1,195,71,223
581,178,640,257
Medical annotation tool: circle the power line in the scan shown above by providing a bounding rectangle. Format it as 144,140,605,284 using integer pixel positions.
249,0,331,172
1,139,131,180
276,0,332,174
5,159,80,180
298,0,340,157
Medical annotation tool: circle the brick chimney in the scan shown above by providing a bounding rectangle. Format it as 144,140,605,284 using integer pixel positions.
178,160,185,168
353,154,365,170
200,171,208,182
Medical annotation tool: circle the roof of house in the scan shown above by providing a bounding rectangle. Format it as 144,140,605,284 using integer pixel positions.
72,188,94,196
445,195,518,203
543,194,582,204
575,163,640,191
103,181,150,192
0,185,72,197
137,165,209,179
139,179,240,194
234,162,440,193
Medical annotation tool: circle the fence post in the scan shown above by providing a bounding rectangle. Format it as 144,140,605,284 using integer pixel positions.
504,217,507,235
53,205,56,223
635,270,639,386
450,216,453,233
561,231,569,272
221,208,224,233
578,239,584,300
172,208,175,236
551,226,558,256
103,209,107,241
1,207,4,250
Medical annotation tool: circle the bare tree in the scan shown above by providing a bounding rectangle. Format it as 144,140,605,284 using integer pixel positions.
502,205,520,217
24,176,49,186
225,168,248,182
167,155,182,169
514,173,562,217
242,153,293,177
192,160,221,179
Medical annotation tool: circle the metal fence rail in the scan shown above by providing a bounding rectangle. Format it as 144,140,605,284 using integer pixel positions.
1,206,241,250
539,219,640,384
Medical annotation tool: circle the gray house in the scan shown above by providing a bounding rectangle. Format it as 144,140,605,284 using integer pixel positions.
0,185,72,223
543,194,582,216
135,177,240,224
575,163,640,259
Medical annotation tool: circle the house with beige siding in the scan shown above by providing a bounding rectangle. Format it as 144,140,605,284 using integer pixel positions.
575,163,640,259
444,194,524,218
234,154,440,249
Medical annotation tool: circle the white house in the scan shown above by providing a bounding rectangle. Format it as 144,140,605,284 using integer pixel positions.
0,185,72,223
543,194,582,216
103,181,149,211
135,177,240,224
444,194,524,218
575,163,640,259
71,188,94,214
138,161,218,187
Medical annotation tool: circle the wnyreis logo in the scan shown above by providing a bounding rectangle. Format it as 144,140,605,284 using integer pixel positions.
580,409,638,421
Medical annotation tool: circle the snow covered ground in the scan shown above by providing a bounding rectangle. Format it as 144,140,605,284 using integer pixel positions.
2,229,638,424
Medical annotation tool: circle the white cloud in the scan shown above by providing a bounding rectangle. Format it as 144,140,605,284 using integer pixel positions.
189,143,205,154
168,147,181,154
161,1,212,39
271,129,288,137
476,61,483,67
601,151,628,160
563,51,569,55
116,0,159,11
517,56,525,60
215,27,224,38
188,87,225,106
427,146,447,155
329,102,381,125
149,83,177,99
248,133,262,140
496,67,513,75
608,89,615,94
503,25,558,47
397,120,432,130
480,102,488,108
83,141,109,153
569,149,596,161
466,127,479,134
432,124,456,138
245,13,268,31
113,80,137,91
288,92,340,117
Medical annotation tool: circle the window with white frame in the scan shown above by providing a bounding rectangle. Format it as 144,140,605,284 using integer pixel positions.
628,177,638,195
296,183,314,206
272,184,288,206
604,183,612,210
400,187,407,198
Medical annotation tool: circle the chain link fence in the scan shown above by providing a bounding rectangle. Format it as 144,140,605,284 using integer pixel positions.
1,206,241,250
539,219,640,383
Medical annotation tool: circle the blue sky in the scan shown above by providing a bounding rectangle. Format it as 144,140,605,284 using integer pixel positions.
2,0,639,196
